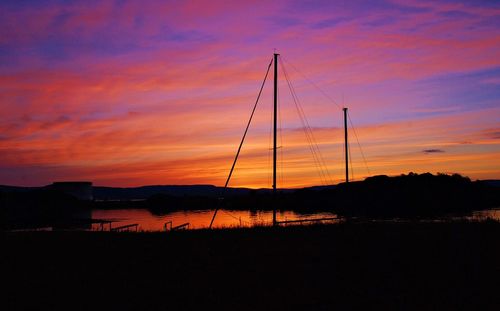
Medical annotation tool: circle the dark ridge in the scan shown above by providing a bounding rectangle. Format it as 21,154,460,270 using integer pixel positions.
330,172,499,217
93,184,256,200
0,185,40,192
482,179,500,187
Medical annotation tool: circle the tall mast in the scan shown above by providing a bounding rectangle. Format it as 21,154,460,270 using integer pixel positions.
343,107,349,183
273,53,279,226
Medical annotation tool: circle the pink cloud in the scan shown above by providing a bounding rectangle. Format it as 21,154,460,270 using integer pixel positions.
1,0,499,186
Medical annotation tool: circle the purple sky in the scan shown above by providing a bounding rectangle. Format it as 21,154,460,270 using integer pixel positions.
1,0,499,187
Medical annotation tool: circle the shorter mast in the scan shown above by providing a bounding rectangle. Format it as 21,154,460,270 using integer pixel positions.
343,107,349,183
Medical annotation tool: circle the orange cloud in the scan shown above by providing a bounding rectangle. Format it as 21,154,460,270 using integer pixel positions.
1,0,499,186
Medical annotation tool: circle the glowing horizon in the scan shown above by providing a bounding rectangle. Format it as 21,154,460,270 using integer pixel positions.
1,0,499,188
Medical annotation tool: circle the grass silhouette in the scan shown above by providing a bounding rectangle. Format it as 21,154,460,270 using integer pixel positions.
3,220,500,310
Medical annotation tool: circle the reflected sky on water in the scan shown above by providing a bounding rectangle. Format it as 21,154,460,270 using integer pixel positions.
91,209,339,231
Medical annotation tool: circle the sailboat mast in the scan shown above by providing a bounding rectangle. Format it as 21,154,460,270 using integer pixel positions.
273,53,279,226
343,107,349,183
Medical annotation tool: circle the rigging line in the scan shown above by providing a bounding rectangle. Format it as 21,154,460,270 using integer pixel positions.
281,62,328,185
279,59,323,175
347,111,371,176
209,57,274,229
282,64,329,185
295,94,334,184
220,209,251,225
348,135,355,181
283,58,332,184
280,58,334,185
281,56,342,110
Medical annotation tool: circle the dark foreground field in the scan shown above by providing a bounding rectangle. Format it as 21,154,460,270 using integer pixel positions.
3,221,500,310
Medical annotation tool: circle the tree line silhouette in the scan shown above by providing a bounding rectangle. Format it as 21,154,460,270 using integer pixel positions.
1,172,499,229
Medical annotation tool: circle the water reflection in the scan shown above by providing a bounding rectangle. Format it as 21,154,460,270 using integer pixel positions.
91,209,339,231
470,208,500,221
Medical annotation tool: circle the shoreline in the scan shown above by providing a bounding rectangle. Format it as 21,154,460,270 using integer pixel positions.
3,221,500,310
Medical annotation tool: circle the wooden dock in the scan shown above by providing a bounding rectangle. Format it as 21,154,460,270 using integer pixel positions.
164,221,190,231
276,217,340,225
110,223,139,232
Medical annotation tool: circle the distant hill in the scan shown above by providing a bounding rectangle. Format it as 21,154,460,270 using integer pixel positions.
1,176,496,208
1,174,499,222
482,180,500,187
1,183,330,200
93,185,257,200
0,184,258,200
93,184,334,200
0,185,39,193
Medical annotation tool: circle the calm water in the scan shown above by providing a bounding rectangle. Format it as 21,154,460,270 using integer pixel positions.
91,209,339,231
90,207,500,232
470,208,500,221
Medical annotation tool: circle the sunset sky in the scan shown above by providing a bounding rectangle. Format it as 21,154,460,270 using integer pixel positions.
1,0,499,188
